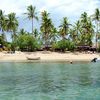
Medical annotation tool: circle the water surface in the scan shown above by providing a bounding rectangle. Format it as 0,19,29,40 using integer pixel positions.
0,62,100,100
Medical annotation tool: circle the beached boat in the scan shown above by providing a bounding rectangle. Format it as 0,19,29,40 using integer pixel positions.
26,57,40,60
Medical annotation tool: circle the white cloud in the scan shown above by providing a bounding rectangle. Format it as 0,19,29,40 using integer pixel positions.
0,0,99,41
0,0,99,30
49,0,99,17
0,0,99,17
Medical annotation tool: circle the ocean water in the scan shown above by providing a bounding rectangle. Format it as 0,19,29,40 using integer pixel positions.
0,62,100,100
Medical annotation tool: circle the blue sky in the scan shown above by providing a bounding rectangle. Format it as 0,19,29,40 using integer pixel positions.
0,0,100,41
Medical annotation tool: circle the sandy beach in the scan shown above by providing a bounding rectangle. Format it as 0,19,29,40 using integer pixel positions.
0,51,99,62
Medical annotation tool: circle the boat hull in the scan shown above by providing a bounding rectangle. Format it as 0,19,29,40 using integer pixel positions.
27,57,40,60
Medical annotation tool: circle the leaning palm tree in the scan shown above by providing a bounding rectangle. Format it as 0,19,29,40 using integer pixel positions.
92,8,100,49
6,13,18,42
24,5,38,34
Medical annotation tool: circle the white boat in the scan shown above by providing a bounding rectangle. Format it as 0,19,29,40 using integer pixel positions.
26,57,40,60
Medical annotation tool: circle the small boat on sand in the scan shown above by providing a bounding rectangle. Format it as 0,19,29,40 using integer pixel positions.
26,57,40,60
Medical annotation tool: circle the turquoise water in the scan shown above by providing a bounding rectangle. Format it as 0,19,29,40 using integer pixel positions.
0,62,100,100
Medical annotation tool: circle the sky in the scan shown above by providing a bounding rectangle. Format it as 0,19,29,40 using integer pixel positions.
0,0,100,41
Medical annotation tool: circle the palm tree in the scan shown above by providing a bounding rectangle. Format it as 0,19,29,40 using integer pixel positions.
0,10,4,31
50,27,58,43
6,13,18,41
80,12,89,45
59,17,70,40
33,28,38,38
84,18,94,46
92,8,100,48
70,20,81,45
24,5,38,34
0,9,7,43
19,28,26,35
81,12,88,23
80,12,94,46
75,20,81,35
40,10,54,47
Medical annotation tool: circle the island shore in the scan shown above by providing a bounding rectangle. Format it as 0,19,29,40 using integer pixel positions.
0,51,100,62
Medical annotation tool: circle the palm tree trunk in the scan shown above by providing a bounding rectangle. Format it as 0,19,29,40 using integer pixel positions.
2,30,7,42
45,32,47,49
32,18,33,34
96,21,98,49
12,31,14,42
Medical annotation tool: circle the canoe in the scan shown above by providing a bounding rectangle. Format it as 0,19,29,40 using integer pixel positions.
27,57,40,60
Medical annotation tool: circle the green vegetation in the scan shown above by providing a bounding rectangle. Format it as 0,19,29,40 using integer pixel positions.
40,10,54,48
24,5,38,34
16,33,38,51
0,6,100,52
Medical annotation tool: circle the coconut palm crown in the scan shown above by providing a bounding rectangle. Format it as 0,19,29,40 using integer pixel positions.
24,5,38,34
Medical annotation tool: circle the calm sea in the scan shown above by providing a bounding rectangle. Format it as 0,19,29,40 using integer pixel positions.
0,62,100,100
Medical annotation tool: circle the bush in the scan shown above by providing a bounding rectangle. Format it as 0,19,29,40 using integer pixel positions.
17,34,39,51
52,40,76,52
52,40,68,52
57,40,67,52
67,41,76,51
52,42,59,51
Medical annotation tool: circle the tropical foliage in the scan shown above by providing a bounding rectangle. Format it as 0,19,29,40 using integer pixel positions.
40,10,54,47
92,8,100,48
24,5,38,34
59,17,70,40
16,33,38,51
0,7,99,52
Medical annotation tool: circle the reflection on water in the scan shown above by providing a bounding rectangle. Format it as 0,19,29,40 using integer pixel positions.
0,62,100,100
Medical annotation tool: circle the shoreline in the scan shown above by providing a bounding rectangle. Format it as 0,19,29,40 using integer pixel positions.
0,61,90,64
0,51,99,62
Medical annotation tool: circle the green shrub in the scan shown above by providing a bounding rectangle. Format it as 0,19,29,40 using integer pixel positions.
67,41,76,51
17,34,39,51
52,40,76,52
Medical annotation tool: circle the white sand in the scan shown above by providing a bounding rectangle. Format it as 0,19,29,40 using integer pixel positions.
0,51,100,62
